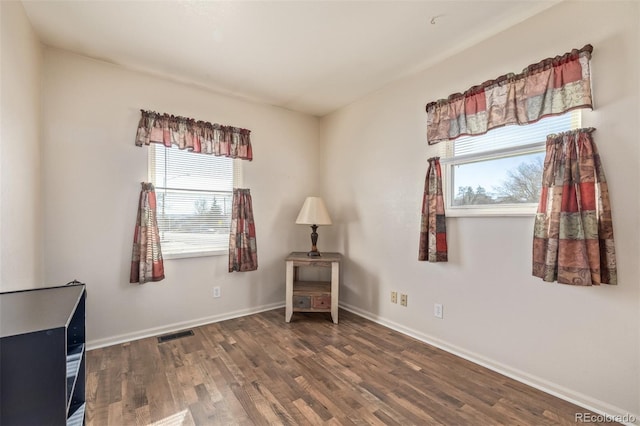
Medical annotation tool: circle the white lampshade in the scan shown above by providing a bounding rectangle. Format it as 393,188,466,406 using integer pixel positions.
295,197,332,225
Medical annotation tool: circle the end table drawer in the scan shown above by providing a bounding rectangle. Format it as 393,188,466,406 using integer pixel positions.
312,295,331,309
293,295,311,309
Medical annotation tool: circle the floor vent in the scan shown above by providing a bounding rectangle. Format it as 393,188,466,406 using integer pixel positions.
157,330,194,343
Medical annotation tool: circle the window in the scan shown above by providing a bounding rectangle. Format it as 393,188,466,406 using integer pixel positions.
148,145,241,258
440,111,581,216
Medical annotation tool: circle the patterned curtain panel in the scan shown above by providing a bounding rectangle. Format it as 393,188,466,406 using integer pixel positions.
229,188,258,272
532,128,616,285
426,45,593,144
135,110,253,160
130,182,165,284
419,157,448,262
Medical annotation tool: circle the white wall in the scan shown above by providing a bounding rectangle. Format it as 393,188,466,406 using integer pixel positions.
41,49,319,347
320,0,639,419
0,1,44,291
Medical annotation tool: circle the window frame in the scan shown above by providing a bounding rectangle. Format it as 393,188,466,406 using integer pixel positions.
440,111,581,217
147,144,242,259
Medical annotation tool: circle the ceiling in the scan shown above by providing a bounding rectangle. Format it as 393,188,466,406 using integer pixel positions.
22,0,559,117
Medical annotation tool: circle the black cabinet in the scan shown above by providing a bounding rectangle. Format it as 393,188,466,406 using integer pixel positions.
0,284,86,426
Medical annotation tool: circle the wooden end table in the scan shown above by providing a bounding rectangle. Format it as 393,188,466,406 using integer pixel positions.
285,252,341,323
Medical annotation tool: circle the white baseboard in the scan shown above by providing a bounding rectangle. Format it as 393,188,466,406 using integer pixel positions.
339,302,639,426
86,302,285,351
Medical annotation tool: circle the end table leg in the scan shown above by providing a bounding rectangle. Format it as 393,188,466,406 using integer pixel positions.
285,261,293,322
331,261,339,324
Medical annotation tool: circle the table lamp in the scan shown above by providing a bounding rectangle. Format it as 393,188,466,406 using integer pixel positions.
296,196,332,257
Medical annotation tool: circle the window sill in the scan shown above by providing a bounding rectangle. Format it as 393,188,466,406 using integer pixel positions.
163,249,228,260
446,205,537,217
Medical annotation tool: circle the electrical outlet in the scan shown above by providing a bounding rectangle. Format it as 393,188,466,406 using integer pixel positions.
391,291,398,304
400,294,408,307
434,303,443,319
213,286,221,298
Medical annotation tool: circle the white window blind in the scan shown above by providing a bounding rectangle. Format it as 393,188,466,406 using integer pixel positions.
148,144,241,257
450,111,581,158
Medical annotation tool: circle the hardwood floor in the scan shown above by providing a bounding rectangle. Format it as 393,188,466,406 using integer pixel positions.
85,309,609,425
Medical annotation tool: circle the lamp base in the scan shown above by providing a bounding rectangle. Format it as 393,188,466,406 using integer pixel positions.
307,224,322,257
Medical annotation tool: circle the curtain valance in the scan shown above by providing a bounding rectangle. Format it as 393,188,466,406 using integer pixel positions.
426,45,593,144
135,110,253,160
